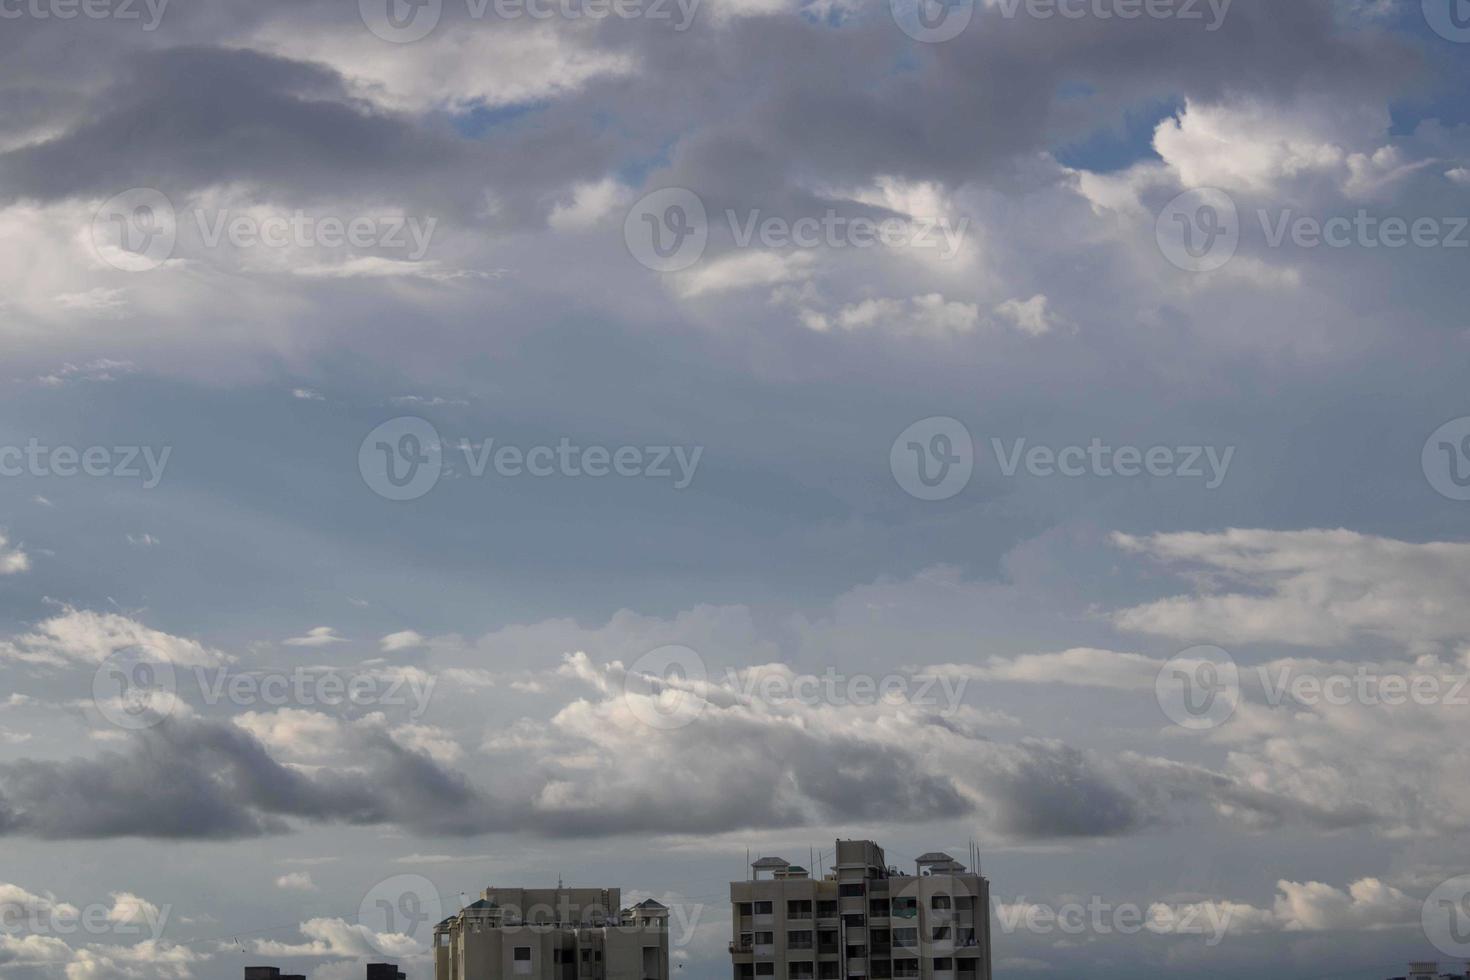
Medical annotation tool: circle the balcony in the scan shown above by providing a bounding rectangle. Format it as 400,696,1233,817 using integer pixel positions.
729,940,752,954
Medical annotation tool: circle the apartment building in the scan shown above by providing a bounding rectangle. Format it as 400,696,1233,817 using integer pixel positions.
729,840,991,980
434,887,669,980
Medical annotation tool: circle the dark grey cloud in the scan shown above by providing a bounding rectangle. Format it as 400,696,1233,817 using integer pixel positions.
0,718,489,839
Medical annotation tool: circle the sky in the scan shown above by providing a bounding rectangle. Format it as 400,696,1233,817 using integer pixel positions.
0,0,1469,978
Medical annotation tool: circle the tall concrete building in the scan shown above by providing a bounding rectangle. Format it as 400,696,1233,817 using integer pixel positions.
729,840,991,980
434,886,669,980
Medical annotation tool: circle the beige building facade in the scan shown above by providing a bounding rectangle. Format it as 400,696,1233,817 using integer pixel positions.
435,887,669,980
729,840,991,980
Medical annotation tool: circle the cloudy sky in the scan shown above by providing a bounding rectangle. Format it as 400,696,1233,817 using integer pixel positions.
1,0,1469,978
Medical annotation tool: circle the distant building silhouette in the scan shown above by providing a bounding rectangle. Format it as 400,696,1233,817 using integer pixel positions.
246,966,403,980
434,887,669,980
1385,964,1470,980
730,839,992,980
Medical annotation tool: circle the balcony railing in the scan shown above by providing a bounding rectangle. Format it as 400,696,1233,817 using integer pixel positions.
729,940,752,953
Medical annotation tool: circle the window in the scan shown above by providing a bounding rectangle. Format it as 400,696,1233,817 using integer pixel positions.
554,950,562,964
514,947,533,975
514,948,531,961
754,902,774,916
954,897,974,912
816,901,838,918
789,964,814,980
892,960,918,979
931,895,951,910
818,963,840,980
893,928,917,947
738,966,755,980
738,903,754,917
756,965,775,977
788,900,813,920
789,931,813,950
891,898,917,919
755,933,774,946
839,885,864,898
868,900,889,917
933,959,953,972
842,914,864,930
931,927,950,941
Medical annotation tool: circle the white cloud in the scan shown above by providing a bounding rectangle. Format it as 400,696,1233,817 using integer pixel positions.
802,294,980,338
283,626,347,648
380,630,426,652
275,872,319,892
993,294,1062,336
1111,529,1470,651
679,250,815,298
549,178,631,232
0,532,29,575
0,608,228,668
